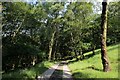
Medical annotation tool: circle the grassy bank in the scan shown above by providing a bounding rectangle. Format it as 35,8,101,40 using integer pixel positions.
68,44,119,79
2,61,54,80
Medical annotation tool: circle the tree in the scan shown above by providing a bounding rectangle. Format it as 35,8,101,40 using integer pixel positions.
41,2,64,61
100,0,111,72
2,2,46,71
107,2,120,45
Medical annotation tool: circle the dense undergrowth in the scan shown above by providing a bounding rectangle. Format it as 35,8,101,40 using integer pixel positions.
2,61,54,80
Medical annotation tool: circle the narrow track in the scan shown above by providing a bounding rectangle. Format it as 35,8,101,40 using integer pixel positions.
37,61,73,80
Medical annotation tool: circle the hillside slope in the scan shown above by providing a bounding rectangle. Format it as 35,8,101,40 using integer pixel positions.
68,44,119,79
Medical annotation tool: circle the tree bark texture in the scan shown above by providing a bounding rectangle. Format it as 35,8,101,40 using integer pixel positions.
101,1,111,72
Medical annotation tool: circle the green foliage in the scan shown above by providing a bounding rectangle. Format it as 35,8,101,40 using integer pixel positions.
2,61,54,80
82,43,91,52
38,51,47,60
2,1,120,72
107,2,120,45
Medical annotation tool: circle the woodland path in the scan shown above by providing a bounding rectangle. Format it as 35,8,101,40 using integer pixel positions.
37,61,73,80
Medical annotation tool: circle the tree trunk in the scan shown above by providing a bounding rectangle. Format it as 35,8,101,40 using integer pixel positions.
53,51,56,61
48,30,56,61
92,28,95,55
12,15,26,41
80,50,84,60
30,28,33,38
74,50,79,61
92,45,95,55
100,0,111,72
0,3,2,72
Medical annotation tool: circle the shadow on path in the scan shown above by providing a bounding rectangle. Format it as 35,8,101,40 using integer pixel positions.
37,61,73,80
